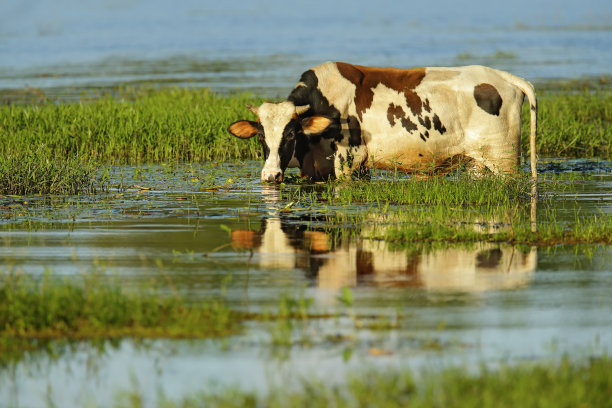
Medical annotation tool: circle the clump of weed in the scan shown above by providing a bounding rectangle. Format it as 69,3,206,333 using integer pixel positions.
0,272,240,340
522,90,612,158
0,146,98,195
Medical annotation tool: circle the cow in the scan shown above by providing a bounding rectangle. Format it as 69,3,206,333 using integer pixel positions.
228,62,537,184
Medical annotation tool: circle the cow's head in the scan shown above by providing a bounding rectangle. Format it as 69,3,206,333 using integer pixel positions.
228,101,332,183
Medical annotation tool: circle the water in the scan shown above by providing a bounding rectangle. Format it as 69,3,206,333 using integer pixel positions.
1,0,611,100
1,162,611,406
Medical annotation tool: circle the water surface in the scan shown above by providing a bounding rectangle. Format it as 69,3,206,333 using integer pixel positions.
1,161,611,406
1,0,611,100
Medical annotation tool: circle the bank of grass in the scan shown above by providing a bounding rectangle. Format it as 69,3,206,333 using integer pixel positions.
0,87,610,166
0,147,98,195
0,272,240,345
0,88,265,164
522,89,612,158
118,356,612,408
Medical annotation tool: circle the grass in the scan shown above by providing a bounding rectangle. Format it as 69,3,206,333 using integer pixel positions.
0,272,240,343
0,146,98,195
0,87,609,169
522,90,612,158
284,172,612,246
0,88,265,164
117,356,612,408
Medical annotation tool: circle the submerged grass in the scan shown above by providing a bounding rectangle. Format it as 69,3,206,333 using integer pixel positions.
0,87,609,167
119,356,612,408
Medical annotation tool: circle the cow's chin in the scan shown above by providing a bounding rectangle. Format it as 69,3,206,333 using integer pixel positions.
261,168,284,183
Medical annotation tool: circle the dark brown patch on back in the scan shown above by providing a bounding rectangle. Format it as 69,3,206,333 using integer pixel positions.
387,103,417,133
474,83,503,116
337,62,426,120
432,114,446,134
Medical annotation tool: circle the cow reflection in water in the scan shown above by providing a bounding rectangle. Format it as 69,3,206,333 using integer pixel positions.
231,217,536,292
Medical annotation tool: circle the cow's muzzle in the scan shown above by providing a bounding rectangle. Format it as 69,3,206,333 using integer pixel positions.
261,169,283,183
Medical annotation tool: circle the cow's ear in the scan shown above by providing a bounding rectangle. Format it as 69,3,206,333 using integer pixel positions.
228,121,259,139
301,116,331,135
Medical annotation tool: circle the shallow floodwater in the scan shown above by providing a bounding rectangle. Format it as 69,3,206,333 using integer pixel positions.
1,161,611,406
1,0,611,100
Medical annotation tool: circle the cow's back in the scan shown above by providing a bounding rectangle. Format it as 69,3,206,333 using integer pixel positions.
300,63,528,175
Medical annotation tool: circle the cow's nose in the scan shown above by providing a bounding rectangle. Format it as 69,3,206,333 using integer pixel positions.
262,170,283,183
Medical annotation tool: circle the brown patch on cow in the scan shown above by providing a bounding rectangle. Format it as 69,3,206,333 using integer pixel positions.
228,121,258,139
336,62,426,119
474,83,503,116
387,103,418,133
432,114,446,134
387,103,404,126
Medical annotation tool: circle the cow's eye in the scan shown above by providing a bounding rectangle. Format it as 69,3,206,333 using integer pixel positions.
258,134,265,142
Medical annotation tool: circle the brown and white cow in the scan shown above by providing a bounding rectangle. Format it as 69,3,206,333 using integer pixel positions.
228,62,537,183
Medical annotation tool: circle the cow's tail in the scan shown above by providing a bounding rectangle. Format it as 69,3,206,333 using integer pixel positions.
496,70,538,182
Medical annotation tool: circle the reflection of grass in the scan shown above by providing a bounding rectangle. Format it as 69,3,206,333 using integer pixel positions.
116,356,612,407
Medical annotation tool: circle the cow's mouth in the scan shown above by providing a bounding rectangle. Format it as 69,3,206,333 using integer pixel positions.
261,170,283,183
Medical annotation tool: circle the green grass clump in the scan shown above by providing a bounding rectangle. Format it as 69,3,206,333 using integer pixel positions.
0,88,265,164
0,273,239,341
117,356,612,408
522,90,612,158
0,147,98,195
329,173,532,207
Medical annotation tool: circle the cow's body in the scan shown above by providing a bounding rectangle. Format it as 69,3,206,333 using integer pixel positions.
228,62,537,183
